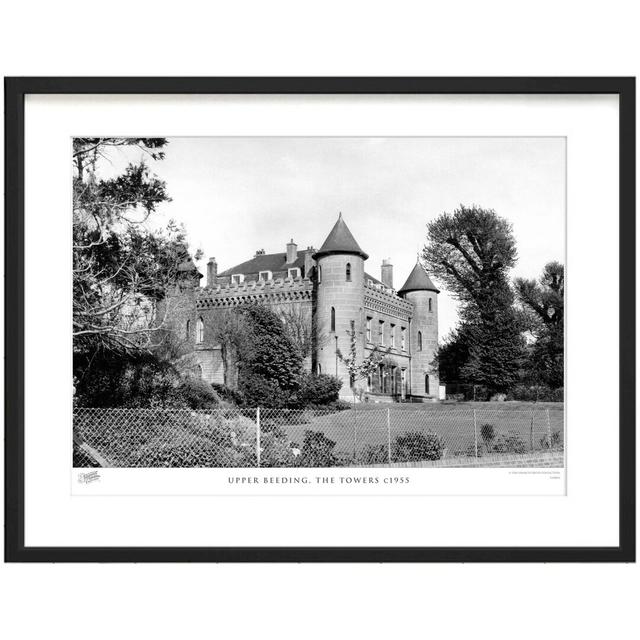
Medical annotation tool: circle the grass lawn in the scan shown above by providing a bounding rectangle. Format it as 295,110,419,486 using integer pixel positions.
277,401,564,458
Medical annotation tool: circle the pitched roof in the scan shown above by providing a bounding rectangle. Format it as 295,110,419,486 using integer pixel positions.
397,261,439,295
218,250,309,277
313,213,368,260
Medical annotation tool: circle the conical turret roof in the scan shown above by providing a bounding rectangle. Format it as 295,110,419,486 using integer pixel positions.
398,261,439,295
313,213,369,260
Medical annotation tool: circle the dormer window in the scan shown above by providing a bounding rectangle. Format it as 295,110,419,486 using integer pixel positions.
287,267,300,279
258,270,272,281
231,273,244,284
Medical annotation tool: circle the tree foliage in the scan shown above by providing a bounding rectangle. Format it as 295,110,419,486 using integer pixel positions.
73,137,199,358
239,305,303,393
337,325,390,393
423,204,518,306
514,261,564,388
425,205,525,394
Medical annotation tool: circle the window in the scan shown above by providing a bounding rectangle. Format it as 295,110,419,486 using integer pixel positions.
366,373,372,392
401,327,406,350
401,369,406,396
258,270,272,281
185,319,191,339
346,262,351,282
390,323,396,348
330,307,336,332
231,273,244,284
425,374,430,394
429,297,433,312
379,320,385,345
366,317,372,342
318,265,322,283
287,268,300,279
350,319,355,335
418,331,422,351
196,317,204,344
195,364,203,378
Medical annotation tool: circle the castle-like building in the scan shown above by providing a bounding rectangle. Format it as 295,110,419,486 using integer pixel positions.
168,214,441,401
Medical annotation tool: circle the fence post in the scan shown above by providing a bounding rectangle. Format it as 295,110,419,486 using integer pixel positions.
530,407,535,451
387,407,392,465
256,407,261,468
473,409,478,458
546,408,552,447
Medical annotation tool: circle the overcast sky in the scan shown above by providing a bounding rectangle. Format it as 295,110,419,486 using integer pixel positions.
97,137,565,339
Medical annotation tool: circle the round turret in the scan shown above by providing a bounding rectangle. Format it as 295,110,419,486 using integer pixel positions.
313,214,367,396
398,261,440,400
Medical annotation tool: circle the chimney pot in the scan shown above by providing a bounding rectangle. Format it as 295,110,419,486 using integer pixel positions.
381,259,393,289
286,239,298,264
207,257,218,288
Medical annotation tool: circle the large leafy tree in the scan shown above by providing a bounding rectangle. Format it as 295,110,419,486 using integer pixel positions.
73,138,197,358
424,205,525,393
514,261,564,388
239,305,303,393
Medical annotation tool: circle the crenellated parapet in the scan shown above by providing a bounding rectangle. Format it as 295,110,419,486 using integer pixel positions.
364,279,413,321
196,277,313,309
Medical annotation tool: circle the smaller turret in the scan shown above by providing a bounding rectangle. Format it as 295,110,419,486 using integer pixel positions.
399,261,440,400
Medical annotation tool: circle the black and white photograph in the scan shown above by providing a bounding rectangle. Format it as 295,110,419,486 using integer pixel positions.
72,136,565,472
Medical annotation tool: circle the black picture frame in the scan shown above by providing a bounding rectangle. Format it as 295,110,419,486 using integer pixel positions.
4,77,636,563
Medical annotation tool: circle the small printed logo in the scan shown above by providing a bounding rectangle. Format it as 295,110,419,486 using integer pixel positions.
78,470,101,484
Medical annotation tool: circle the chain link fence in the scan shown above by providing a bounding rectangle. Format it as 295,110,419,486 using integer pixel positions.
74,405,564,468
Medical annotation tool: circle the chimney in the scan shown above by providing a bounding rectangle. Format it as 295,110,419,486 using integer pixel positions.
381,259,393,289
286,238,298,263
207,257,217,288
304,246,315,277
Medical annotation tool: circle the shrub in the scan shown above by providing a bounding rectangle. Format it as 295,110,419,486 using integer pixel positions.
326,399,352,412
393,430,445,462
175,376,219,409
540,430,563,449
293,373,342,407
492,430,526,454
506,384,564,402
211,383,247,406
480,423,496,451
238,372,291,408
358,443,389,465
296,430,338,467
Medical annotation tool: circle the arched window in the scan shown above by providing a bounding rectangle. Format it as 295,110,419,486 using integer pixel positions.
195,364,203,378
346,262,351,282
185,319,191,339
330,307,336,332
428,298,433,312
425,374,430,394
196,317,204,344
417,331,423,351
